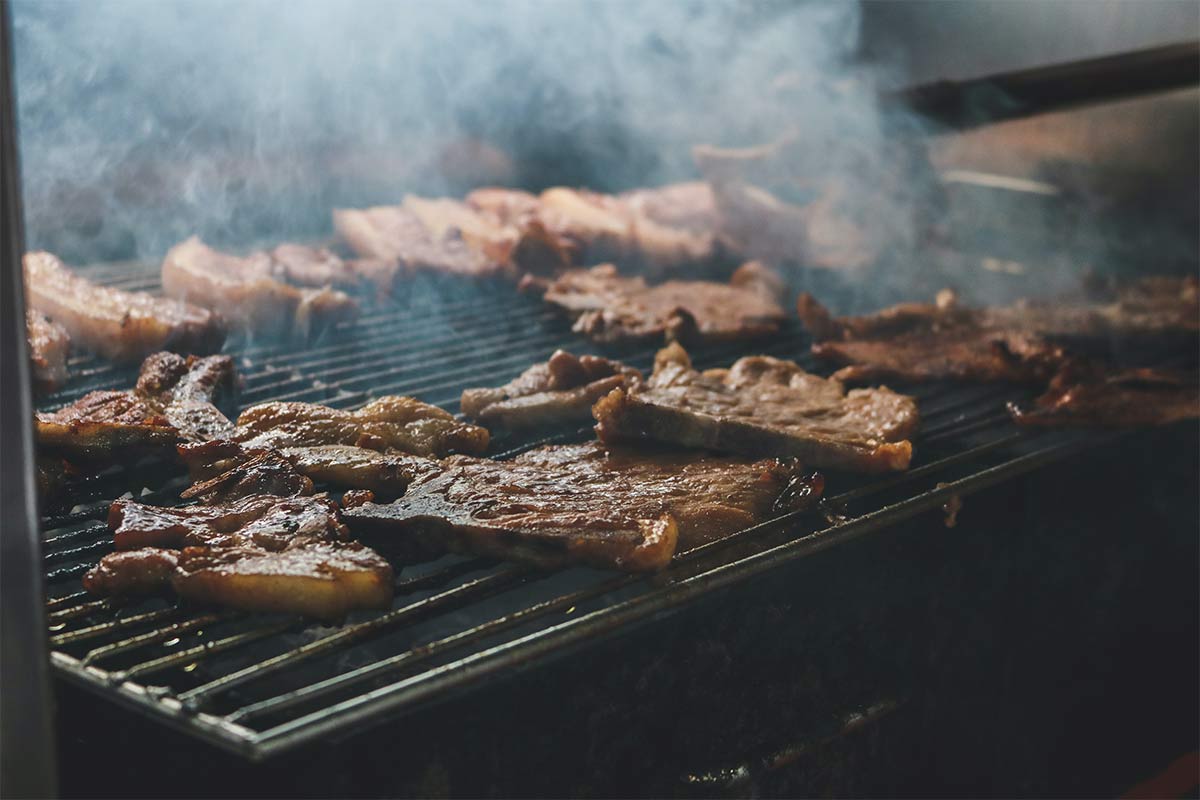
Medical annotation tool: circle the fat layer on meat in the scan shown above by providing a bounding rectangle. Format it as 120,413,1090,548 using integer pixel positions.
461,350,641,430
531,261,785,345
344,442,822,572
162,237,358,339
594,343,918,473
27,310,70,392
24,251,223,362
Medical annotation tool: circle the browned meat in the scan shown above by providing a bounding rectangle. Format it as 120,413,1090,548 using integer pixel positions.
233,396,489,457
36,352,235,460
179,439,437,501
461,350,641,430
531,261,785,345
162,237,358,339
798,281,1198,385
798,291,1070,384
1008,365,1200,428
464,188,578,275
84,494,392,619
344,442,822,572
24,251,224,362
619,182,721,235
594,343,918,473
27,310,70,392
332,204,509,283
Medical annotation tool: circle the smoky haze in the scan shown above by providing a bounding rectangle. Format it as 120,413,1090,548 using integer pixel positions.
12,0,869,263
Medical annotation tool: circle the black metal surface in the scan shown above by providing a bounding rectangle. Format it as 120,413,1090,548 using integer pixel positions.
892,40,1200,130
0,1,58,795
31,258,1164,763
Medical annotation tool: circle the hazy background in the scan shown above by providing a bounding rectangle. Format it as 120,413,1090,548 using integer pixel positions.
10,0,1198,269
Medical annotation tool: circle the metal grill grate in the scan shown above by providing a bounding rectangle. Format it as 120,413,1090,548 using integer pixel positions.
39,260,1119,760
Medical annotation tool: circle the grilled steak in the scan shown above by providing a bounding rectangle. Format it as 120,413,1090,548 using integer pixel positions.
162,237,358,339
269,243,361,288
344,442,822,572
24,251,223,362
797,291,1069,385
36,352,235,460
233,396,489,457
1008,365,1200,428
461,350,641,430
84,494,392,619
530,261,785,345
27,310,70,393
594,343,918,473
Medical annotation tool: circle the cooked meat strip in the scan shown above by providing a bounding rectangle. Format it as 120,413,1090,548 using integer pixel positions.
1008,365,1200,428
461,350,642,430
269,243,361,288
798,280,1198,385
84,494,393,619
530,261,785,345
36,352,235,460
179,439,437,501
344,442,822,572
401,196,518,267
27,310,70,392
24,251,223,362
465,188,579,275
233,396,489,457
162,237,358,339
332,204,508,283
593,343,918,473
618,182,721,235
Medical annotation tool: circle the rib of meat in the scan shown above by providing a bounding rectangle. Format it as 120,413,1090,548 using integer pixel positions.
344,442,822,572
36,352,235,459
1008,365,1200,428
530,261,785,345
84,494,393,619
332,204,508,283
27,310,70,392
233,396,489,457
593,343,918,473
162,237,358,339
798,280,1198,385
461,350,641,430
24,251,224,362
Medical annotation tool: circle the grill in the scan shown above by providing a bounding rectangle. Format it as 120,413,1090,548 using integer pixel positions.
37,258,1140,762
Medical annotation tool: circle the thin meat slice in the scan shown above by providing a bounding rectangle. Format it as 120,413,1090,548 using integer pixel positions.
344,442,822,572
1008,365,1200,428
797,291,1070,385
233,396,488,457
162,237,358,339
24,251,223,362
618,182,721,235
27,310,70,392
36,352,235,460
269,243,362,288
530,261,785,345
461,350,641,430
84,494,393,619
594,343,918,473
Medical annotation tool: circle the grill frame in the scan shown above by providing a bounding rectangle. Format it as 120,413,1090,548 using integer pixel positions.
33,259,1142,762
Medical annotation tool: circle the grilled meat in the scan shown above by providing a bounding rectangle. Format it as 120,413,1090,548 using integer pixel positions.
85,494,393,619
618,181,721,235
461,350,641,430
332,204,508,283
269,243,361,288
1008,365,1200,428
24,251,223,362
36,352,235,459
799,280,1198,386
797,291,1070,384
233,396,489,457
344,442,822,572
594,343,918,473
27,310,70,392
529,261,785,345
162,237,358,339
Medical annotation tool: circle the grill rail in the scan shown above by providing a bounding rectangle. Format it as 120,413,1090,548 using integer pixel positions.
39,260,1128,760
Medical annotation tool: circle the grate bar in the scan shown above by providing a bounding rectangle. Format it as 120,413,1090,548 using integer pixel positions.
81,612,230,666
49,606,183,646
115,619,301,681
